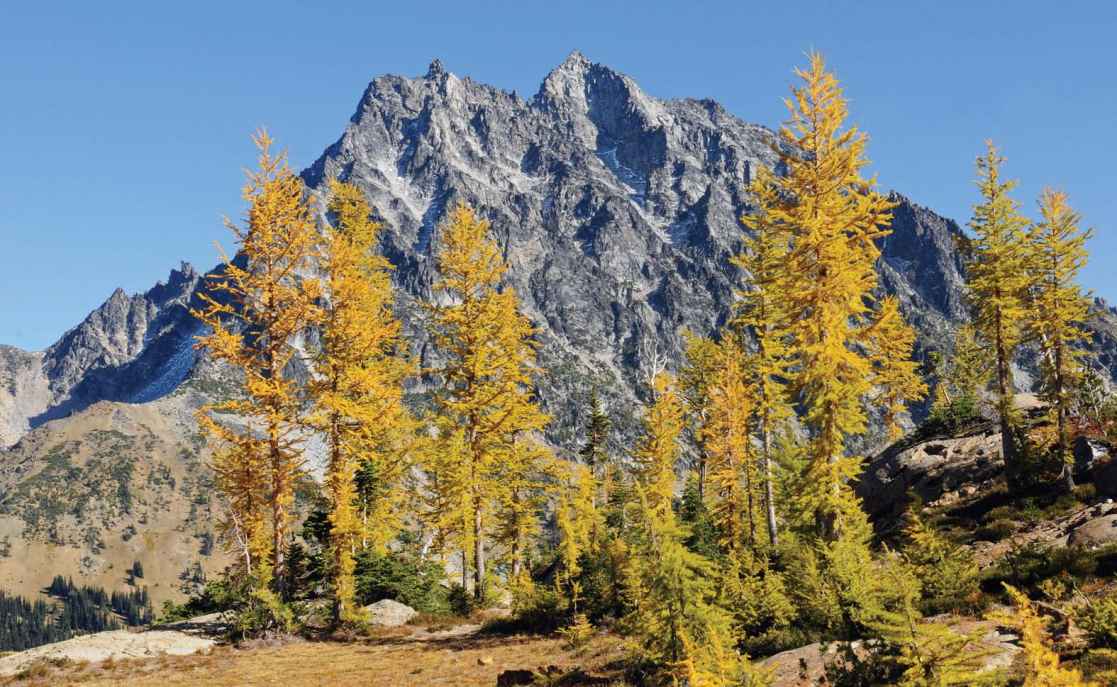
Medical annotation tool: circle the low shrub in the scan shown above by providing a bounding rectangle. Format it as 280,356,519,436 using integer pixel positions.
353,550,448,614
985,543,1103,592
483,584,566,635
974,519,1017,542
1076,595,1117,649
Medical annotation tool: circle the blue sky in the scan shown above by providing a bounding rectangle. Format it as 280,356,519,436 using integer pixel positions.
1,1,1114,350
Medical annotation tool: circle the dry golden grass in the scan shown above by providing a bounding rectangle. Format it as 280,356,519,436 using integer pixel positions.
1,631,629,687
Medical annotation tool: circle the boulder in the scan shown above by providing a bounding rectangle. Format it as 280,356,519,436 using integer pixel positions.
760,620,1019,686
1068,513,1117,547
496,670,536,687
760,640,871,685
857,429,1001,519
363,599,417,627
1074,436,1112,476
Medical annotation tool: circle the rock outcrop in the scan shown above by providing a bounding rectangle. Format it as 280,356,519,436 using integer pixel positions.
0,629,214,677
364,599,418,627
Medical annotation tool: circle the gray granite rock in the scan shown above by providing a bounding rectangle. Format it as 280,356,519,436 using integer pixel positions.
364,599,417,627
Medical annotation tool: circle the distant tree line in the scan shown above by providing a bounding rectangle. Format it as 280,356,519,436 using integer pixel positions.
0,576,153,652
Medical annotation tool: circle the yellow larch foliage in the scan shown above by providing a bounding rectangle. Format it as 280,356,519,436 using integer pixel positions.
1028,188,1093,492
869,563,995,686
632,372,686,519
555,461,599,610
496,436,555,582
999,584,1097,686
866,297,929,440
747,53,902,536
623,485,755,686
702,336,757,555
425,203,549,600
193,130,323,590
930,323,992,417
967,141,1031,486
311,179,415,620
735,181,795,546
680,332,724,499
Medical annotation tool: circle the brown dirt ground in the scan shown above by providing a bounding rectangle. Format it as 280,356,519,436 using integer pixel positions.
0,630,630,687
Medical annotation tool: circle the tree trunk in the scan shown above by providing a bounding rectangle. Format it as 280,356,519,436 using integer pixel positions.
1055,343,1075,493
473,502,485,602
994,313,1020,489
330,418,344,621
271,428,285,596
761,414,779,547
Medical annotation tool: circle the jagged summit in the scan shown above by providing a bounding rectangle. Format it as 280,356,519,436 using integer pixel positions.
425,58,446,79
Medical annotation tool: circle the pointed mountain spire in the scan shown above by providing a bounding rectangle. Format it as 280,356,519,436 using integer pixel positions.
426,58,446,80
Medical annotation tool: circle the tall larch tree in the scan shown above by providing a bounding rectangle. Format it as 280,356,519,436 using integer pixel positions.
632,373,687,519
735,174,795,547
193,130,323,592
967,141,1031,488
866,297,928,441
680,333,723,498
311,179,415,620
495,437,553,583
624,371,753,686
1028,188,1093,492
701,337,757,555
747,53,900,537
426,204,549,601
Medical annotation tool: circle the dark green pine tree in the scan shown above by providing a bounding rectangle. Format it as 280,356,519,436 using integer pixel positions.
579,389,612,512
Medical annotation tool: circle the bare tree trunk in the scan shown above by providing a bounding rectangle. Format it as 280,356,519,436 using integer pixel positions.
270,428,285,596
761,413,779,547
994,313,1020,489
473,505,485,603
1055,343,1075,493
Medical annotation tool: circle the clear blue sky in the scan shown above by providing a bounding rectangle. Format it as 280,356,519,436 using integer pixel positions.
2,1,1114,350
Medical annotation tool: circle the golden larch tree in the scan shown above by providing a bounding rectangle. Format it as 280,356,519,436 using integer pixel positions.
967,141,1031,487
930,323,991,417
632,373,686,519
193,130,323,592
555,461,600,612
701,336,757,555
747,53,905,537
311,179,415,620
866,297,929,441
998,584,1098,686
1028,188,1093,492
680,333,723,499
735,174,795,546
426,203,549,601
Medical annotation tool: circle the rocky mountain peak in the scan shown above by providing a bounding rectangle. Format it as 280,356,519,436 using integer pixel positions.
534,51,667,150
7,54,1117,456
426,58,446,80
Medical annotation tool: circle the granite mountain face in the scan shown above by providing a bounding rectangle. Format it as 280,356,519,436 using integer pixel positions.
0,263,201,448
296,51,987,447
1,53,1115,596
